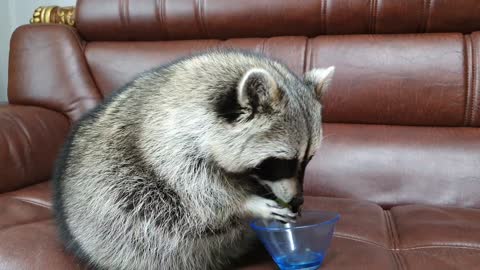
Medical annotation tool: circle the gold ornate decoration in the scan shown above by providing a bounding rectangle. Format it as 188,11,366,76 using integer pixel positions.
30,6,76,26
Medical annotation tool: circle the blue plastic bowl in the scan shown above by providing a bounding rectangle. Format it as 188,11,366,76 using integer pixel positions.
250,211,340,270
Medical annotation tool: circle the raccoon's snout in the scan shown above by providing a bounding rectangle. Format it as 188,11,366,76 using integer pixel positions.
259,178,298,203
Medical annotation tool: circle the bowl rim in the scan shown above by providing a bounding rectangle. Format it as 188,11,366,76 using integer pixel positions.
250,210,340,232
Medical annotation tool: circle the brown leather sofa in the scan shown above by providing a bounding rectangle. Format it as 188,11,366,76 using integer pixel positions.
2,0,480,269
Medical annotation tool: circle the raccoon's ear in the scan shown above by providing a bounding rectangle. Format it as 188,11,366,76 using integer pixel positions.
237,68,281,110
304,66,335,100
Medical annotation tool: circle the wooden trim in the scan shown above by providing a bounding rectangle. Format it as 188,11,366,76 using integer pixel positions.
30,6,76,26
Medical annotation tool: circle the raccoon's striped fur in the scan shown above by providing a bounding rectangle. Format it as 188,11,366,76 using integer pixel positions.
53,50,334,270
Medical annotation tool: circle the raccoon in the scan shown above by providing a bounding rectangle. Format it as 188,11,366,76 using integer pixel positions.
52,49,335,270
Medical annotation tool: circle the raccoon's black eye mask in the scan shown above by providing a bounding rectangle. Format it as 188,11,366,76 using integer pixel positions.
251,157,298,181
250,154,315,181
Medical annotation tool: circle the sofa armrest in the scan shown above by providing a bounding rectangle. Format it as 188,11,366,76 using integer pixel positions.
0,105,70,193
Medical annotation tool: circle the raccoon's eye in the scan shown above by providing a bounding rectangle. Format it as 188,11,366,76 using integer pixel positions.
252,157,298,181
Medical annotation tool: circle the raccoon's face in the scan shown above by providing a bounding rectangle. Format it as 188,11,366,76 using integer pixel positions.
208,57,335,208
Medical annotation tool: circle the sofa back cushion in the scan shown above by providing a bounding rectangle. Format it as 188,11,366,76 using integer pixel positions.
7,0,480,208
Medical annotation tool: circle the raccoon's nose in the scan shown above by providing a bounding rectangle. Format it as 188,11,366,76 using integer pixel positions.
289,196,304,213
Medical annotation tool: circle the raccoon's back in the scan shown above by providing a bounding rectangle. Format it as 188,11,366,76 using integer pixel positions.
51,80,153,263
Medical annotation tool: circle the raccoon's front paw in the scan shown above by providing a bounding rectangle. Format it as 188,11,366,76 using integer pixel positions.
245,195,297,223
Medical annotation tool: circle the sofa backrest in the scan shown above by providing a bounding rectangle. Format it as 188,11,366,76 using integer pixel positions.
8,0,480,208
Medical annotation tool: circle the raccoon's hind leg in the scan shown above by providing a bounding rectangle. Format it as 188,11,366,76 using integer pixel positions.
243,195,297,223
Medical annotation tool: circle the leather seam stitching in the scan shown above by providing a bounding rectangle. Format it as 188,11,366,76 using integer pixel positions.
334,233,387,249
392,251,402,270
384,210,401,270
154,0,169,39
74,67,102,109
397,249,407,270
369,0,378,34
194,0,209,39
125,0,131,28
375,0,380,33
194,0,202,37
260,38,267,55
322,0,327,34
334,234,480,252
423,0,432,32
154,0,161,23
471,35,478,125
64,27,86,53
118,0,123,28
386,211,407,269
416,0,423,32
71,41,103,113
202,0,209,38
308,39,313,71
390,212,400,249
303,38,310,74
369,0,373,33
420,0,426,32
464,35,473,126
119,0,127,31
62,28,103,106
402,244,480,251
162,0,170,39
384,210,397,249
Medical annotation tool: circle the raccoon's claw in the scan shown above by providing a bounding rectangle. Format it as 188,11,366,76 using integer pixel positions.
272,212,297,223
244,195,297,223
270,207,297,223
267,203,285,209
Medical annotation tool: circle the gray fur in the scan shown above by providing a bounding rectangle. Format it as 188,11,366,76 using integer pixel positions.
53,50,334,270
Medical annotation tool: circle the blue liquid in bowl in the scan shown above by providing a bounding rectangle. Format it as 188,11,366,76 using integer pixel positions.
274,251,324,270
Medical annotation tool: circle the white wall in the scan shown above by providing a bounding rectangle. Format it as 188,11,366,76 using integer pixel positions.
0,0,76,103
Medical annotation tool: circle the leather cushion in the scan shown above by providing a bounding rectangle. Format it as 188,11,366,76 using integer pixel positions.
305,123,480,209
8,25,101,122
0,182,84,270
2,182,479,270
75,0,480,41
0,105,70,193
84,33,480,127
301,197,480,270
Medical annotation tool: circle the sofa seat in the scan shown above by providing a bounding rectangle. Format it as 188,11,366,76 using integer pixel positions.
300,197,480,270
0,182,84,270
2,182,479,270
